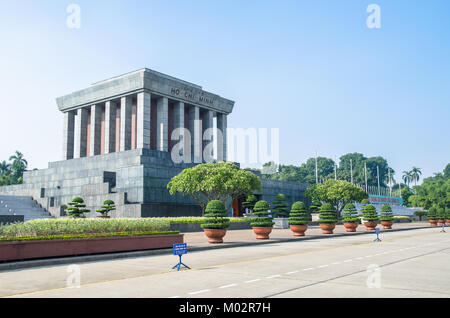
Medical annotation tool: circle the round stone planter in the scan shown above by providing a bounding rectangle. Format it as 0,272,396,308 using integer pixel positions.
343,222,358,232
96,215,111,219
252,227,272,240
429,219,438,226
363,221,378,231
438,219,445,226
320,223,335,234
289,224,307,237
381,221,393,230
203,229,227,244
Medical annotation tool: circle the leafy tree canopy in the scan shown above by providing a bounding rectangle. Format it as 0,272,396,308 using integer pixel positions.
167,162,261,215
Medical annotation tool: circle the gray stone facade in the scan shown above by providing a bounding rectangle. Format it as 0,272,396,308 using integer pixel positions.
0,69,309,219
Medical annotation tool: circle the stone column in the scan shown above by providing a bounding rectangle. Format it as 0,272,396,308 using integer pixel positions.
137,92,151,149
120,96,132,151
188,105,202,163
104,101,117,154
62,111,75,160
89,104,102,156
173,102,185,154
156,97,168,152
217,113,227,162
202,109,214,162
74,107,89,158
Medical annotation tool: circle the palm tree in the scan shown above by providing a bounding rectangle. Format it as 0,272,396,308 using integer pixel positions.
0,160,11,176
9,151,28,177
402,171,412,187
410,167,422,186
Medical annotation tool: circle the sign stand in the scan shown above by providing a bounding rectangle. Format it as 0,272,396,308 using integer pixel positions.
373,228,381,242
441,223,446,233
172,243,190,271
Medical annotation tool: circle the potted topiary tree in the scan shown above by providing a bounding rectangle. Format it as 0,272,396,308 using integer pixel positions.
96,199,116,218
242,194,258,216
361,204,379,231
250,200,274,239
288,201,310,236
318,203,337,234
272,194,290,229
427,206,438,226
380,204,394,229
201,200,230,243
66,197,90,218
342,203,359,232
309,200,322,214
437,207,446,226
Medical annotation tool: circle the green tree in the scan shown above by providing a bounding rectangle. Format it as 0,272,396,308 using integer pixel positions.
242,194,258,214
66,197,90,218
380,205,394,221
427,206,438,220
201,200,230,229
96,199,116,217
271,193,289,218
288,201,310,225
413,210,427,221
167,162,261,215
318,203,337,224
342,203,359,223
361,204,379,222
307,179,368,217
250,200,274,227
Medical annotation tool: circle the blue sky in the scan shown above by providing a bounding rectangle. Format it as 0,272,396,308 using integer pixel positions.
0,0,449,183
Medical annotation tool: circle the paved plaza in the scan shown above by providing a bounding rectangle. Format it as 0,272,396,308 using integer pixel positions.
0,225,448,298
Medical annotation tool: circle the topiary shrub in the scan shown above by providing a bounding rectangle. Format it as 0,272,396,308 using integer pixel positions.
66,197,90,218
318,203,337,224
250,200,274,228
289,201,310,225
361,204,379,222
201,200,230,229
342,203,359,223
380,204,394,221
360,199,370,205
309,200,322,214
242,194,258,214
96,199,116,217
427,206,437,220
272,194,289,218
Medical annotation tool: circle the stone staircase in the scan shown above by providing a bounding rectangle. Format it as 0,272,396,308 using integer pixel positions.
0,195,53,222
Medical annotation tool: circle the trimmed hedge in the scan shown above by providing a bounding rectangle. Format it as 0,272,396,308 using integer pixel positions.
0,231,179,242
342,203,359,223
250,200,274,228
201,200,230,230
289,201,310,225
318,203,337,224
272,194,289,218
380,204,394,221
0,218,171,238
362,204,379,222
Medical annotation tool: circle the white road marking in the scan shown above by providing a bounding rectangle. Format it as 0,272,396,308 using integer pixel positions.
188,289,211,295
219,284,238,289
343,259,353,263
245,279,261,283
286,271,299,275
168,296,179,298
331,262,341,265
266,275,281,279
303,268,314,271
317,265,328,268
355,257,364,260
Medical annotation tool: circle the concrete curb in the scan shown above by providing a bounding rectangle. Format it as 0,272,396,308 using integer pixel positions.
0,226,432,271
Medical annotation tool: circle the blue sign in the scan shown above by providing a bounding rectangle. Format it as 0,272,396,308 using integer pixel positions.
172,243,190,271
173,243,187,256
